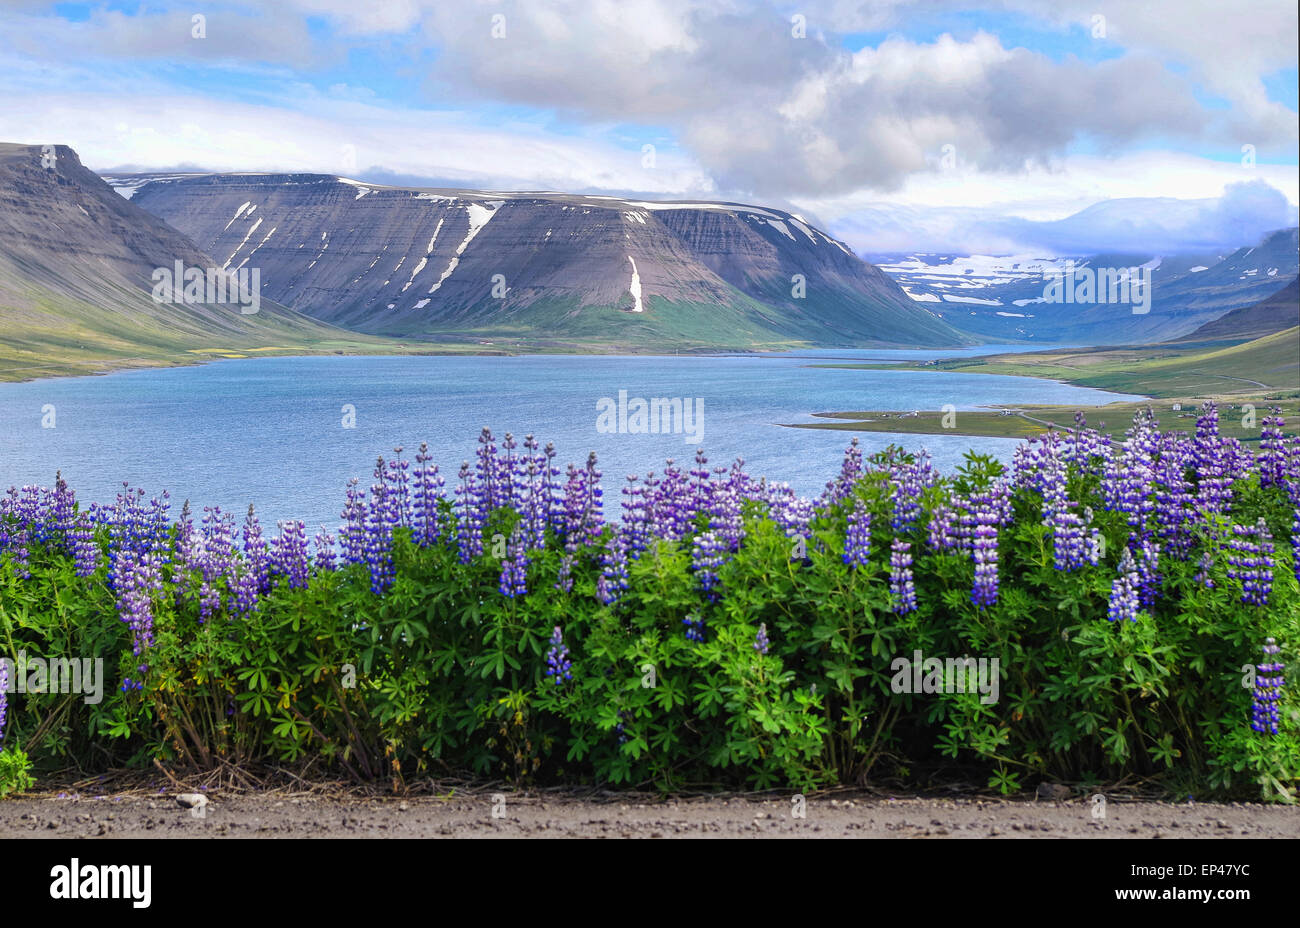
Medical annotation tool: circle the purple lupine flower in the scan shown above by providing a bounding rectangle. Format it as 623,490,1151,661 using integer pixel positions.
1226,519,1274,607
1251,638,1284,735
313,527,337,572
683,612,707,642
1292,510,1300,585
972,506,998,608
690,448,712,512
927,500,957,552
754,622,770,655
386,446,411,528
1108,547,1141,623
69,511,99,577
1194,551,1215,589
596,532,630,606
824,438,862,505
1193,403,1233,517
233,504,269,614
1136,537,1161,609
889,538,917,614
412,442,446,547
690,530,728,600
273,520,310,590
545,626,572,683
498,525,529,598
516,435,547,551
621,475,652,557
454,462,486,564
844,498,872,567
49,471,76,540
555,553,574,593
115,548,163,655
339,478,368,565
1258,409,1287,489
888,452,933,532
363,484,396,594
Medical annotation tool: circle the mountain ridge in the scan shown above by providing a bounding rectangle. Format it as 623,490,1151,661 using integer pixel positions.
114,171,972,350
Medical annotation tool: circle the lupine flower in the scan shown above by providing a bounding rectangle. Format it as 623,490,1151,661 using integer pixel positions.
544,626,572,684
363,485,396,594
313,527,337,572
968,496,1000,608
1108,547,1141,622
339,478,368,566
889,453,933,532
754,622,770,655
1194,551,1215,589
596,533,629,606
927,501,957,552
413,442,445,547
890,538,917,615
691,530,728,600
844,499,872,567
683,612,706,642
115,549,164,655
1226,520,1274,607
498,525,529,598
1251,638,1284,735
1258,409,1287,489
1291,509,1300,585
454,462,486,564
0,659,7,744
1136,537,1161,609
69,511,99,577
825,438,862,505
273,520,310,590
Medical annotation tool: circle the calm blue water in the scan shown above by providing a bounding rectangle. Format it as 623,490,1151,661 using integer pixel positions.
0,351,1140,531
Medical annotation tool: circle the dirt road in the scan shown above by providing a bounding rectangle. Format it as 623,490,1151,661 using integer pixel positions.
2,791,1296,838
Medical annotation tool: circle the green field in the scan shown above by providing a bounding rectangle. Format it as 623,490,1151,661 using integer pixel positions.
789,398,1300,440
810,327,1300,399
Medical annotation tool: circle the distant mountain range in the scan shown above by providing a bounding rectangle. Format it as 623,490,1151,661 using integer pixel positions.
109,171,970,350
1184,275,1298,342
0,144,387,380
0,142,1293,383
870,228,1299,344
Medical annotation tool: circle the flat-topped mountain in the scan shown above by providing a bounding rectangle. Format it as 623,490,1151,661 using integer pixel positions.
114,173,970,350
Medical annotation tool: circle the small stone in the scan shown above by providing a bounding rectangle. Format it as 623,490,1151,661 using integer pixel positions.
175,793,208,810
1035,783,1071,801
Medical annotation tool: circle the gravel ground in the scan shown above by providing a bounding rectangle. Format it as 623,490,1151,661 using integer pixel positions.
2,791,1297,838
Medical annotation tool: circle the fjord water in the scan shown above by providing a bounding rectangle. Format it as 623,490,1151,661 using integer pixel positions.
1,349,1140,531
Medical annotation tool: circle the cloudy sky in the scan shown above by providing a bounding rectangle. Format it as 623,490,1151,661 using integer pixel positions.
0,0,1296,254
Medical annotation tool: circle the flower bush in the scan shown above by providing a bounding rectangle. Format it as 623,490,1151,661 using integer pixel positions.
0,405,1297,798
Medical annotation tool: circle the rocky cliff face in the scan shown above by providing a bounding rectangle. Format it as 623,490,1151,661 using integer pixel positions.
118,173,968,349
0,143,367,378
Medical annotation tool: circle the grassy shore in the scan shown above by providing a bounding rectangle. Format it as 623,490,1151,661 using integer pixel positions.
809,327,1300,399
787,398,1300,440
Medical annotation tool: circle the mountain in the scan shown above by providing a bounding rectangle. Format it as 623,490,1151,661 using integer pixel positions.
0,144,386,380
113,173,970,350
870,228,1298,344
1184,276,1299,342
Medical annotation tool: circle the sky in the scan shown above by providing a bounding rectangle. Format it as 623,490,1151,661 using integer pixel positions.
0,0,1296,255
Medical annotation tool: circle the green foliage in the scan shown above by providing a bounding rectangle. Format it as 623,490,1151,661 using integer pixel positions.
0,747,35,797
0,459,1296,800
